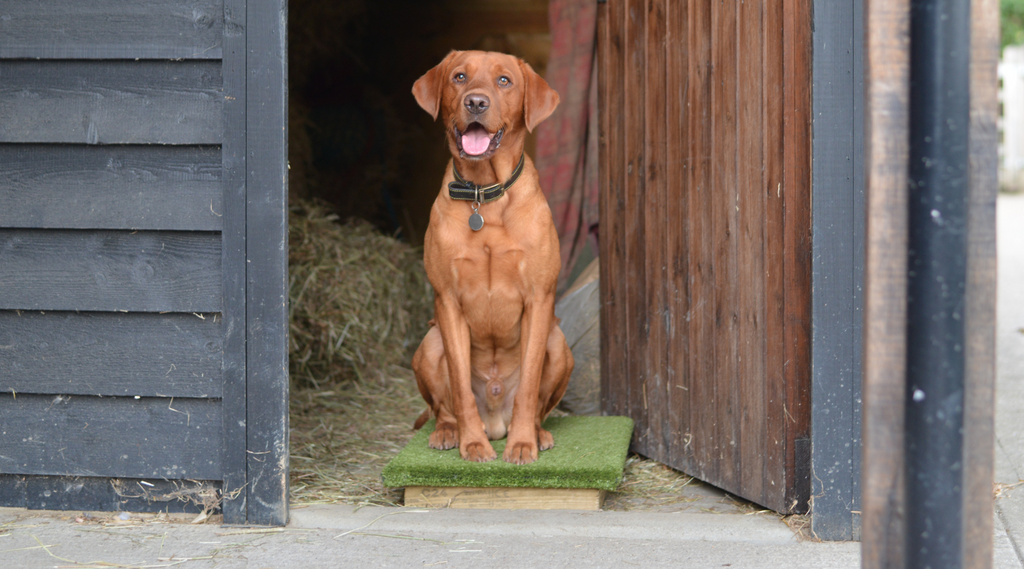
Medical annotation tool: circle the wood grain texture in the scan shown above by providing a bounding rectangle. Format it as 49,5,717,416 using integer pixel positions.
762,0,787,513
0,311,222,398
963,0,999,565
782,0,814,514
0,61,222,145
0,475,220,514
711,0,740,493
245,0,290,527
0,394,222,480
0,229,222,313
623,0,647,451
598,0,630,420
0,145,222,231
598,0,811,514
405,487,604,510
737,0,766,505
0,0,224,59
642,0,668,459
686,0,716,484
220,0,248,526
861,0,911,565
665,0,690,470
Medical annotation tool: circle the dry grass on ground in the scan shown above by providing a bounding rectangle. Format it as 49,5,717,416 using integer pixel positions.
290,366,422,507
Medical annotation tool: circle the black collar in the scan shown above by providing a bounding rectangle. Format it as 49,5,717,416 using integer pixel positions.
448,153,525,203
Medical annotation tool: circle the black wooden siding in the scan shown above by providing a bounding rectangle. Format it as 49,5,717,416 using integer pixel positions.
0,0,281,523
0,312,223,398
0,145,223,231
0,1,225,60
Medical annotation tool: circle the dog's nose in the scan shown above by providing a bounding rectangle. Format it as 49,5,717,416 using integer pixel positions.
464,93,490,114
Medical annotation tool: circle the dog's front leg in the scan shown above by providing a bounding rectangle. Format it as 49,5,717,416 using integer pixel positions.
434,293,497,462
504,293,554,464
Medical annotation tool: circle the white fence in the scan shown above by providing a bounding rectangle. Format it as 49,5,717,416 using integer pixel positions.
1000,45,1024,193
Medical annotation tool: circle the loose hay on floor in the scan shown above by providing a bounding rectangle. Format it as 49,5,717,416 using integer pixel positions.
290,366,424,507
288,198,435,506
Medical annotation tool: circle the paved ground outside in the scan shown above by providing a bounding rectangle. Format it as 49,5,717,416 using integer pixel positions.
994,192,1024,568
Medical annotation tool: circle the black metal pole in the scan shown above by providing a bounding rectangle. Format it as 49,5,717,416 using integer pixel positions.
905,0,971,566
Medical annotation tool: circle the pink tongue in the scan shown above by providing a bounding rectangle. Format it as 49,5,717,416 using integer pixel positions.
462,130,492,155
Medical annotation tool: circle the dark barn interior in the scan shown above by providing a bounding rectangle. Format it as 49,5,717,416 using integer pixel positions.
285,0,572,506
288,0,551,244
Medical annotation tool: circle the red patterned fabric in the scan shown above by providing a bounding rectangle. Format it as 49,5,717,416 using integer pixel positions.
535,0,600,289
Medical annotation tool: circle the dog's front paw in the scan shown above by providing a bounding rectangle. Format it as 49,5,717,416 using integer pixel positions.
503,440,539,465
429,422,459,450
461,440,497,462
538,428,554,451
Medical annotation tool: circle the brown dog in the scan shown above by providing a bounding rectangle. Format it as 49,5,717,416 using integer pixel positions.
410,51,573,465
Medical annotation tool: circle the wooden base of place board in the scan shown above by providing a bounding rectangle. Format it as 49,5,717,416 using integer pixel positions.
404,486,606,510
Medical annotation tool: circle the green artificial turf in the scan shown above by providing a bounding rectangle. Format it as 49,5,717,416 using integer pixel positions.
381,416,635,491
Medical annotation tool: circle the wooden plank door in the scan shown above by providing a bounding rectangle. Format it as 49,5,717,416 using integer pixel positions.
597,0,812,513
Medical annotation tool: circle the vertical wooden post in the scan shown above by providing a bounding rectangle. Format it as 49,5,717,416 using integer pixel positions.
810,0,865,541
221,0,249,526
245,0,289,526
963,0,999,566
861,0,911,565
863,0,998,565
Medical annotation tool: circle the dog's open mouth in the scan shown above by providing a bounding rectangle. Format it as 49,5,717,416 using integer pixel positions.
456,122,504,158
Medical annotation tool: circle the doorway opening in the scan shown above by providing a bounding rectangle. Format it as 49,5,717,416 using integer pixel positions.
286,0,552,505
283,0,766,523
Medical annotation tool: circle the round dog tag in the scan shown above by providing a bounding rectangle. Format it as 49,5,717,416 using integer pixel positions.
469,212,485,231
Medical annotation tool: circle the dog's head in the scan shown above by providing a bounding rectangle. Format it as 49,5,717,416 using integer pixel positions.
412,50,559,161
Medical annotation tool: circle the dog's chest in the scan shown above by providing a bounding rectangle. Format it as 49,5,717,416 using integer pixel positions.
450,242,527,336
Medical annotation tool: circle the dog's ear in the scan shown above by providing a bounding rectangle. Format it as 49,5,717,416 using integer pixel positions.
413,51,458,120
519,60,560,132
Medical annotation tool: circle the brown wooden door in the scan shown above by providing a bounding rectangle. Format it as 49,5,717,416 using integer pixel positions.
597,0,812,514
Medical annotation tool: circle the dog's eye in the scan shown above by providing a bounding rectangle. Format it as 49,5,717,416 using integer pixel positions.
497,76,511,87
454,73,466,83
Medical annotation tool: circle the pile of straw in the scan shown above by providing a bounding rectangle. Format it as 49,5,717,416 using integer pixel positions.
288,198,433,389
288,196,432,505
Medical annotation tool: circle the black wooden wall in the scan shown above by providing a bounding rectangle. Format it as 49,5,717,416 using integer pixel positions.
0,0,289,525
